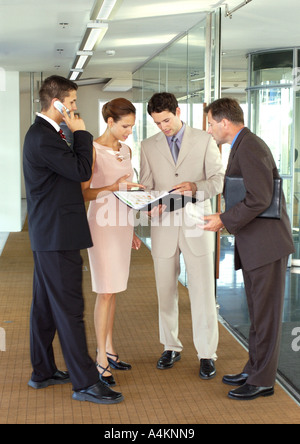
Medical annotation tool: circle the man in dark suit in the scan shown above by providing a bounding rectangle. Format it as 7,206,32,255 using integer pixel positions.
202,98,295,400
23,75,123,404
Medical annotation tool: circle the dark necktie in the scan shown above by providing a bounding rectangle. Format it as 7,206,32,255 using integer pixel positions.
171,136,179,163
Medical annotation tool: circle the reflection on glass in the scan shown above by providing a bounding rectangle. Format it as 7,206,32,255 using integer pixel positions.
251,50,293,86
250,87,292,175
293,92,300,263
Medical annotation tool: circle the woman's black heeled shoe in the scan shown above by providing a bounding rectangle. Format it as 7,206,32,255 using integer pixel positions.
96,362,116,387
107,352,132,371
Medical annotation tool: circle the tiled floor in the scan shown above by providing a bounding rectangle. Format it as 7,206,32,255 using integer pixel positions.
217,235,300,403
0,217,299,423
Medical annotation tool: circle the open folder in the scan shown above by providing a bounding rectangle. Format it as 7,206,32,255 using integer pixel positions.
114,189,196,212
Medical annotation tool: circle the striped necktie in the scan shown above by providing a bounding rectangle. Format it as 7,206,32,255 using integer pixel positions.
171,136,179,163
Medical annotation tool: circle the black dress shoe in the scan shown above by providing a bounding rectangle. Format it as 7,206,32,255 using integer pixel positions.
228,383,274,401
199,359,216,380
28,370,70,389
157,351,181,369
222,372,249,386
72,381,124,405
107,352,132,371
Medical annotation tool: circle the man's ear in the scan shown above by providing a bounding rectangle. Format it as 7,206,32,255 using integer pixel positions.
222,118,230,128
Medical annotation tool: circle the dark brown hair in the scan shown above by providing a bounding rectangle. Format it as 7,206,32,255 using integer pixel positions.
102,98,136,123
39,75,78,111
147,92,178,116
204,98,244,125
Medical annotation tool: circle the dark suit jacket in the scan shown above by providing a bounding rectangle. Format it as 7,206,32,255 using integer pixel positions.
23,116,93,251
220,128,294,271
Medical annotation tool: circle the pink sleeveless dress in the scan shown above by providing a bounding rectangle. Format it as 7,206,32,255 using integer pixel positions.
87,141,134,294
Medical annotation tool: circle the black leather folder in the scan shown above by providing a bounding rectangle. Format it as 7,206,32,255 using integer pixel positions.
224,176,282,219
114,190,196,212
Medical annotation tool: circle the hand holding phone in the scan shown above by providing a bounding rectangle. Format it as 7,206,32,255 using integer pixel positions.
53,100,86,132
54,100,70,116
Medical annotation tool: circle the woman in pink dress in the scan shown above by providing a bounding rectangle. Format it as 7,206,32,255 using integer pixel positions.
81,99,144,387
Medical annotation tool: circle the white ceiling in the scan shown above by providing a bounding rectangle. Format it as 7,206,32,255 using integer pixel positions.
1,0,300,92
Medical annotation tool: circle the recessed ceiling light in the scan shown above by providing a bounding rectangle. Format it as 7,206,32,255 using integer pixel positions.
106,50,116,56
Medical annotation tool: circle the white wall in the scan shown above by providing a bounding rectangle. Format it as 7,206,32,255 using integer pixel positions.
20,88,31,198
76,84,132,139
0,71,22,232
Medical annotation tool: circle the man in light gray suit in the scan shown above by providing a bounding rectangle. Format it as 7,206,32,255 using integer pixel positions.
140,93,224,378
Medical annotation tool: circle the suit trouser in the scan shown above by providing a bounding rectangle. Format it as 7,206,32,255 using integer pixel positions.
242,256,288,387
30,250,99,391
153,230,218,360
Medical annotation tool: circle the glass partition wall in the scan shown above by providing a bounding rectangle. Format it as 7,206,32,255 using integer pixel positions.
132,12,220,130
132,11,221,285
294,49,300,266
219,49,299,321
247,49,299,265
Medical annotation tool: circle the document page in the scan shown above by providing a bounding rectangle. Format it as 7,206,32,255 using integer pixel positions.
113,190,170,211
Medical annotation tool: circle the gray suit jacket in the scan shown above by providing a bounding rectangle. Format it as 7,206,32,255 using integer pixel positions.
221,128,295,271
140,125,224,258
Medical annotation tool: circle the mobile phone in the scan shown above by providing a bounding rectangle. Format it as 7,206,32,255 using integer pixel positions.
54,100,70,116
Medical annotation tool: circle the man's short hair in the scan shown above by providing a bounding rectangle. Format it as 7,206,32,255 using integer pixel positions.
204,98,244,125
147,92,178,116
39,75,78,111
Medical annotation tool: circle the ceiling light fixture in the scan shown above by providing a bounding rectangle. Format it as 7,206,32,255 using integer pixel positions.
83,22,108,51
68,0,118,81
70,71,81,81
68,21,108,80
75,56,89,70
96,0,118,20
106,49,116,56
